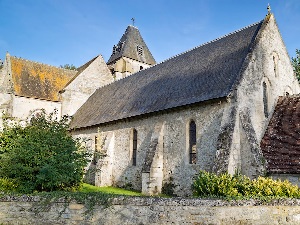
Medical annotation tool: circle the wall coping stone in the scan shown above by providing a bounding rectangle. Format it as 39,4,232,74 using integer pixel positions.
1,195,300,206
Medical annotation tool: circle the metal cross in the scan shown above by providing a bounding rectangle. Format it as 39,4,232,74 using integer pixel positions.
131,18,135,26
267,3,271,14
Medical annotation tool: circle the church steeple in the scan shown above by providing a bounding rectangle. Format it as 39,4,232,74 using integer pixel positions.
107,25,156,80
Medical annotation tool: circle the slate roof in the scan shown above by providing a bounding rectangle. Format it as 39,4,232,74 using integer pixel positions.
107,25,156,65
71,20,263,129
261,95,300,174
10,56,76,101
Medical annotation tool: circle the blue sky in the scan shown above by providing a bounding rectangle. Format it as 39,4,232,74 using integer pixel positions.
0,0,299,67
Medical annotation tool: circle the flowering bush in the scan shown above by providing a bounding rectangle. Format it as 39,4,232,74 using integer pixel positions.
192,171,300,198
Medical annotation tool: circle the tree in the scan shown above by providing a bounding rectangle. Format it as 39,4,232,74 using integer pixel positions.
292,49,300,81
0,110,90,193
59,64,77,70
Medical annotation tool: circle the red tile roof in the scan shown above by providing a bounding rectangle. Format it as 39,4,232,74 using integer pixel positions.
261,95,300,174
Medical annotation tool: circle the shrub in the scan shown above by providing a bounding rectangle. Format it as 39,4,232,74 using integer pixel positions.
0,178,17,192
0,110,90,193
162,177,177,196
192,170,300,198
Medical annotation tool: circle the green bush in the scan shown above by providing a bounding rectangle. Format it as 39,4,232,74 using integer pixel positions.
0,110,90,193
192,170,300,198
0,178,17,192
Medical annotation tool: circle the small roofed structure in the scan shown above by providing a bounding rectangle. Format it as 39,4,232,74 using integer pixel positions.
107,25,156,80
261,95,300,184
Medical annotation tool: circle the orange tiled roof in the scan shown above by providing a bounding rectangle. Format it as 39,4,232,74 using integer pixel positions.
10,56,77,101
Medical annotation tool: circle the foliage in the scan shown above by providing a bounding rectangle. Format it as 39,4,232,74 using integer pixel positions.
162,177,177,196
0,178,17,192
59,64,77,71
0,110,90,193
24,190,117,216
192,171,300,198
0,183,142,216
292,49,300,81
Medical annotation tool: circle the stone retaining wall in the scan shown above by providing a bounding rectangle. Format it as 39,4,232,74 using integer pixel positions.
1,196,300,224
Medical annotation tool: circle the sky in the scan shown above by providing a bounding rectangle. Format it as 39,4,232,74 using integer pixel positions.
0,0,299,68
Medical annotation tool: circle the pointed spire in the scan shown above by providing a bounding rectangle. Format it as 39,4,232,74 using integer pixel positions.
107,25,156,65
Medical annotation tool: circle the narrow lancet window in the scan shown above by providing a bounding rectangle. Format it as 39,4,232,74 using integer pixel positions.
189,120,197,164
132,129,137,166
263,81,268,118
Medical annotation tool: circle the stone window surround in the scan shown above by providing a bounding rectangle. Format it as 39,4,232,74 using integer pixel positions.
262,78,271,118
186,119,197,165
130,128,138,166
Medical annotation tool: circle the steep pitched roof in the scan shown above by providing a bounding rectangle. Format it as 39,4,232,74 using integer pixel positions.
10,56,76,101
261,95,300,174
71,20,263,129
107,25,156,65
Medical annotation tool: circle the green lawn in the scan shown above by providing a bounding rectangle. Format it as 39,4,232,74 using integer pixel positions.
78,183,143,196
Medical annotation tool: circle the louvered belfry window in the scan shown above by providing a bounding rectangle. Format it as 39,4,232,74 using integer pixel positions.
189,120,197,164
137,45,143,56
132,129,137,166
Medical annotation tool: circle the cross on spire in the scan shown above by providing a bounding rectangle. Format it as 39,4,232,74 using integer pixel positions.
267,3,271,14
131,18,135,26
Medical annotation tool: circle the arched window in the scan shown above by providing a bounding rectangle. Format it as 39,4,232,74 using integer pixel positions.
132,129,137,166
263,81,268,118
189,120,197,164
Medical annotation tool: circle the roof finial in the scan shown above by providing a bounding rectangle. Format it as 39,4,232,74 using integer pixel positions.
131,18,135,26
267,3,271,14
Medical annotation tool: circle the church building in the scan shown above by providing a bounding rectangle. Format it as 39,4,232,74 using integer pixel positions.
1,12,300,196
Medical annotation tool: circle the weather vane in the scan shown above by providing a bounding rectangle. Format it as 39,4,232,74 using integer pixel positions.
267,3,271,14
131,18,135,26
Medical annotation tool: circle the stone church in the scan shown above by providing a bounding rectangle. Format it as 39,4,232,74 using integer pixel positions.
0,12,300,196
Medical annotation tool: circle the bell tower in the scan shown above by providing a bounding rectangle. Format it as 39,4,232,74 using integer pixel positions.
107,25,156,80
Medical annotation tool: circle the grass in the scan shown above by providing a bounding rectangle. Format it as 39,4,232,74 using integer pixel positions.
78,183,143,196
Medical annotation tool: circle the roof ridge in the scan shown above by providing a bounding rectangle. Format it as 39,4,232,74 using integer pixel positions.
154,20,263,67
10,56,77,72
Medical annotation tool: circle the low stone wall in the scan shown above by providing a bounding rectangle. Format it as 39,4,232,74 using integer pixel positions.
1,196,300,224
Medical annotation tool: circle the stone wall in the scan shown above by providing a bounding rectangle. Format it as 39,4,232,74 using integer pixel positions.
72,99,229,196
226,14,300,177
12,96,62,120
111,56,152,80
271,174,300,187
1,197,300,225
61,55,113,116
